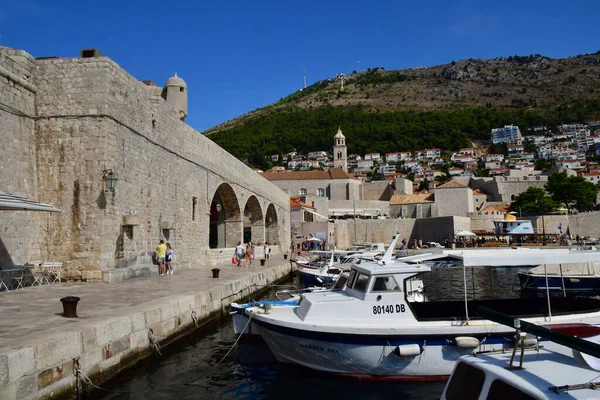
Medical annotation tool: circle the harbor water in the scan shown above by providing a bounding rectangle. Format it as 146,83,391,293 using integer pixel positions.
96,266,533,400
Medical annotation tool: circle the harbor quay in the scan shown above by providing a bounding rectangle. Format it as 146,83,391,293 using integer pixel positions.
0,256,293,400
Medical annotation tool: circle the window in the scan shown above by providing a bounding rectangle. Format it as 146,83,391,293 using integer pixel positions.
353,273,370,293
300,188,307,196
444,362,485,400
317,188,325,197
488,379,536,400
347,269,358,288
372,276,401,292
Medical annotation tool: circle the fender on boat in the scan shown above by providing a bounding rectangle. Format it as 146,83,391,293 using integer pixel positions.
393,344,423,357
454,336,480,348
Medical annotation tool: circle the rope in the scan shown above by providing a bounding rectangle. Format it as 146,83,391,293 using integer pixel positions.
148,328,163,357
72,357,132,397
215,312,255,367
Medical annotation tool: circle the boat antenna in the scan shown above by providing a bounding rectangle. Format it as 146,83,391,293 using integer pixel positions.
379,233,400,265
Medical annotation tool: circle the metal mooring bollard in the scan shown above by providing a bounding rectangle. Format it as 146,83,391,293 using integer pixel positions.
60,296,81,318
211,268,220,278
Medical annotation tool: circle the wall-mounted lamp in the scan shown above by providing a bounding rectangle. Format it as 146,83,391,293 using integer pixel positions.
102,169,118,192
247,212,252,221
215,203,222,212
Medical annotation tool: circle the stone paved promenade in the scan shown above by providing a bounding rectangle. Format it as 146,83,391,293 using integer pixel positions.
0,255,293,400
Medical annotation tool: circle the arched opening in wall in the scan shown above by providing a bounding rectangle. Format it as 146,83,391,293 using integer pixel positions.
243,196,263,244
265,204,279,246
209,183,241,248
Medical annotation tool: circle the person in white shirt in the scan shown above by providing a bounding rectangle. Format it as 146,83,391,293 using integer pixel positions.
234,242,244,267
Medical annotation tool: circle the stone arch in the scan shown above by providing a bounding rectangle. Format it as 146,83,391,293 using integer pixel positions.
243,196,264,243
209,183,241,248
265,204,279,245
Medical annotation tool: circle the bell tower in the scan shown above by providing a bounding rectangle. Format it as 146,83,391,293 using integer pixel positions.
333,126,347,172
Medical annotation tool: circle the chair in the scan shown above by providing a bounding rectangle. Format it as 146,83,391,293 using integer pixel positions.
40,262,63,284
12,268,25,290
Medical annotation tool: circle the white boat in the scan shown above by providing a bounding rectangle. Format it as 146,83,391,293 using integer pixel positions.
244,235,600,380
442,308,600,399
297,250,356,287
231,275,350,338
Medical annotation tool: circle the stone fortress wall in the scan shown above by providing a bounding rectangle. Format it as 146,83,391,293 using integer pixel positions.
0,46,290,282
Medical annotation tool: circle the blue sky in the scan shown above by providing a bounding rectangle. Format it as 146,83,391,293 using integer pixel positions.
1,0,598,132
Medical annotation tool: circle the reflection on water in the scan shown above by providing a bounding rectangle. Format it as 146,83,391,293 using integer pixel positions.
96,266,538,400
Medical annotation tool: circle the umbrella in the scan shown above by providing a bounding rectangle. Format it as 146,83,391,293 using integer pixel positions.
455,230,476,237
0,191,63,212
306,237,322,242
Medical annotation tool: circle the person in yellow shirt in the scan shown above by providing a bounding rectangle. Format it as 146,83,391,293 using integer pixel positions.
156,239,167,275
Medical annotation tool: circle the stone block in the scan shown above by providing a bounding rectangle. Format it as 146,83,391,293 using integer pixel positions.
159,302,179,321
104,336,130,359
94,316,132,346
0,347,35,382
78,348,103,372
129,330,148,349
15,374,36,400
80,326,98,351
33,331,83,371
37,360,69,389
177,295,196,314
0,382,16,400
150,319,175,338
144,308,161,326
131,311,146,332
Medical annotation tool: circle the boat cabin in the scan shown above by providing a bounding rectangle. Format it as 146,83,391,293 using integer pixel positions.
493,213,534,235
442,349,600,400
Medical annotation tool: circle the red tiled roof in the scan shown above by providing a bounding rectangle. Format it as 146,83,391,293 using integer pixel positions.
261,168,356,181
437,180,467,189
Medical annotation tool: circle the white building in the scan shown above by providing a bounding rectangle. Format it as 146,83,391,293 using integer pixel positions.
491,125,522,144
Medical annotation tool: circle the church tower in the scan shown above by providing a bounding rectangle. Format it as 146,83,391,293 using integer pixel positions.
333,126,347,172
162,73,188,120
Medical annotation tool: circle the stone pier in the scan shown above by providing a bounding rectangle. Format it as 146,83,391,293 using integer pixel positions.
0,256,293,400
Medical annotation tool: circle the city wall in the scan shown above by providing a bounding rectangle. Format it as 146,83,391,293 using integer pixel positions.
0,47,290,282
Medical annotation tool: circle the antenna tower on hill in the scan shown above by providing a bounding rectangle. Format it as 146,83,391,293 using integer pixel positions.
336,73,345,90
303,68,307,89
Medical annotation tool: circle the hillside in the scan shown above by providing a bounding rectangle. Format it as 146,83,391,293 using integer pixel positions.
203,52,600,168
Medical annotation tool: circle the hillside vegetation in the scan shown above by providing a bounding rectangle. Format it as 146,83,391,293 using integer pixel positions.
204,52,600,169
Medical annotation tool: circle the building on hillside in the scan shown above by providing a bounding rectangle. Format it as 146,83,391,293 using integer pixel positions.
491,125,522,144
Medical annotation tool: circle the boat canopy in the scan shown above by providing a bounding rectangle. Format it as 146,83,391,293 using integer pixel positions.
528,262,600,276
418,248,600,267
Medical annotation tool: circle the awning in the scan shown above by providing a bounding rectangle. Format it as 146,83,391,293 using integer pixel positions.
304,208,329,220
0,191,63,212
329,208,379,216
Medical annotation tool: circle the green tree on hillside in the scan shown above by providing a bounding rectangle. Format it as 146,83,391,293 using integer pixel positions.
544,172,597,211
509,187,557,215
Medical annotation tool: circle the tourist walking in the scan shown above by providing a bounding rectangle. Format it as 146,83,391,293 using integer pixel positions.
166,243,174,275
156,239,167,275
234,241,244,267
264,242,270,260
245,242,253,267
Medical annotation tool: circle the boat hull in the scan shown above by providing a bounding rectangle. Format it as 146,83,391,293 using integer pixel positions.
252,319,512,379
231,301,298,337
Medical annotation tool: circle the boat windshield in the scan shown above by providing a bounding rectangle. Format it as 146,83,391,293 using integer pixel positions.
353,273,370,292
372,276,401,292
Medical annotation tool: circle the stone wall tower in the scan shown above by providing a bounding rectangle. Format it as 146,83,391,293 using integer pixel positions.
163,73,188,120
333,126,347,172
